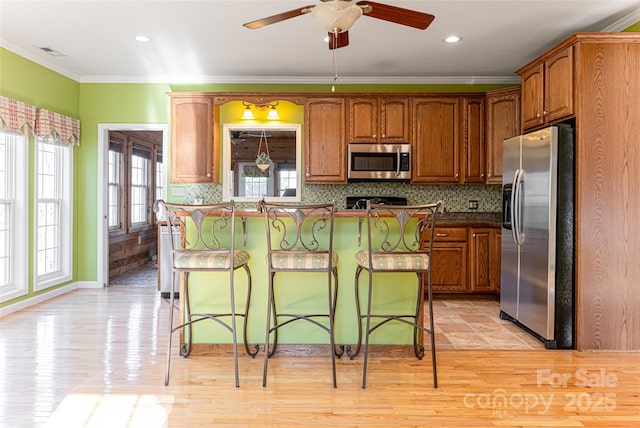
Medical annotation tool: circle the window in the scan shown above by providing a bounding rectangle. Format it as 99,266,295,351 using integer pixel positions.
278,166,297,196
130,153,148,225
35,136,72,290
155,153,164,202
237,162,273,198
222,124,301,202
107,131,161,237
0,131,28,302
108,149,123,228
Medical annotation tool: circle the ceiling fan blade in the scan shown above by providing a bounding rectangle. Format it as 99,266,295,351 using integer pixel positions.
243,5,315,29
328,31,350,50
356,1,435,30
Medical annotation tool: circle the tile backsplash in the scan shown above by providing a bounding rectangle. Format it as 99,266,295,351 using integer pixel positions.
181,182,501,212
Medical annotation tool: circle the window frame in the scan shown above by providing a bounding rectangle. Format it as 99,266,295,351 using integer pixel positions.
127,137,153,233
34,135,73,291
0,130,28,302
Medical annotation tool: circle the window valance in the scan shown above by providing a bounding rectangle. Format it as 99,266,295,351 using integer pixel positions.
0,95,36,135
35,108,80,146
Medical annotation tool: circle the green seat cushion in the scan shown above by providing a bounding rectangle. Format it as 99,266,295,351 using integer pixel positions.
174,249,250,269
354,250,430,271
271,251,338,270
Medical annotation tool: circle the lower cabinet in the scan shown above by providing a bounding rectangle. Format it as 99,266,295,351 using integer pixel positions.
430,227,468,292
425,224,500,294
469,228,493,292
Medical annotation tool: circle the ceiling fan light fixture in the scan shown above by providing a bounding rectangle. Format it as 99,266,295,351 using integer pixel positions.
311,1,363,32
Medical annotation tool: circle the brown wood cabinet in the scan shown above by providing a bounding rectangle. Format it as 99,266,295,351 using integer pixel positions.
348,97,409,143
304,97,347,183
461,97,486,183
412,97,460,183
425,224,501,294
412,96,486,184
520,46,573,131
517,33,640,350
169,94,219,184
485,87,520,184
493,229,502,295
469,228,494,292
430,226,468,293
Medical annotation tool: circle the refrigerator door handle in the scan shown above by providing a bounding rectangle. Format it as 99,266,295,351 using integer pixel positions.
513,168,525,245
510,169,520,245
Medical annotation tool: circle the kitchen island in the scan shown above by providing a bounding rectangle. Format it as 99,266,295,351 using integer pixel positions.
175,209,500,350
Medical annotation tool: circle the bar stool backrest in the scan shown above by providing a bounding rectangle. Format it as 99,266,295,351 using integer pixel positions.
365,200,445,270
260,200,337,271
155,200,238,272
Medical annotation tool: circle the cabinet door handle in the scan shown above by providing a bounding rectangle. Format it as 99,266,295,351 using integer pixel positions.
372,134,377,139
207,173,211,178
381,134,386,139
536,113,542,118
436,233,449,237
543,110,548,115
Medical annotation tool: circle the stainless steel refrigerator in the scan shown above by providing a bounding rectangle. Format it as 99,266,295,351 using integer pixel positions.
500,125,574,349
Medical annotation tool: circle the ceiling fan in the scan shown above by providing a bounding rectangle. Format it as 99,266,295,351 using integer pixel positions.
243,0,435,50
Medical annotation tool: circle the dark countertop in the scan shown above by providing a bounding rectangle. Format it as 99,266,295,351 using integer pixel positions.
237,209,501,226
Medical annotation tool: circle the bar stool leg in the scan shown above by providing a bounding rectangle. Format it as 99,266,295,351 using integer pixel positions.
262,272,276,387
328,269,337,388
242,265,259,357
229,272,240,388
165,270,176,386
362,269,375,389
180,272,193,357
347,266,363,359
426,271,438,388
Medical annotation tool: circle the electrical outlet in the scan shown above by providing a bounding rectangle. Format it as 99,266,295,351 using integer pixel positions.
468,200,478,210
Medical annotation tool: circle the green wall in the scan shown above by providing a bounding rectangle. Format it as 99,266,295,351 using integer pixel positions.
623,22,640,32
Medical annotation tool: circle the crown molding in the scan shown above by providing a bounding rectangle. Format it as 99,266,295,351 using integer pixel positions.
601,7,640,31
79,74,521,85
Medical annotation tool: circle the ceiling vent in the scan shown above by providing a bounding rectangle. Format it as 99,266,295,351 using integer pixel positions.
38,47,65,56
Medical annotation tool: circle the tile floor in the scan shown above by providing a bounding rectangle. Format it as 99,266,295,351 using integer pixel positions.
110,265,544,350
431,299,544,350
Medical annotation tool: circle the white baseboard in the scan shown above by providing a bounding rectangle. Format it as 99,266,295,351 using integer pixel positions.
0,282,80,317
77,281,102,289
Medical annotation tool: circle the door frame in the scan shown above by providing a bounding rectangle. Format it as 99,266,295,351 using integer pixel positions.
97,123,169,288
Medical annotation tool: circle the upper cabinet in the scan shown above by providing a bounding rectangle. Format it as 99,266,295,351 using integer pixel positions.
519,46,573,131
412,97,460,183
485,87,520,184
412,96,485,184
304,97,347,183
169,94,219,184
461,97,486,183
348,97,409,143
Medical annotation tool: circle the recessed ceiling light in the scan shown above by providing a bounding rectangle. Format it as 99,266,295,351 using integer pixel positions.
444,36,462,43
135,35,151,43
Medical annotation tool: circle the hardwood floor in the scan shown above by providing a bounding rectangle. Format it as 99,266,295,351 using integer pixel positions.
1,287,638,428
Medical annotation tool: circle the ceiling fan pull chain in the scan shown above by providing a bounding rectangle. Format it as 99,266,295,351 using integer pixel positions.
332,29,339,92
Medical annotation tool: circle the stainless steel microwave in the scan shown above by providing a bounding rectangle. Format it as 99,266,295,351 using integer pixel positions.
348,143,411,180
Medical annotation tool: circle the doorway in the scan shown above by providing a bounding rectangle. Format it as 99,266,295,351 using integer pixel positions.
97,124,169,288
